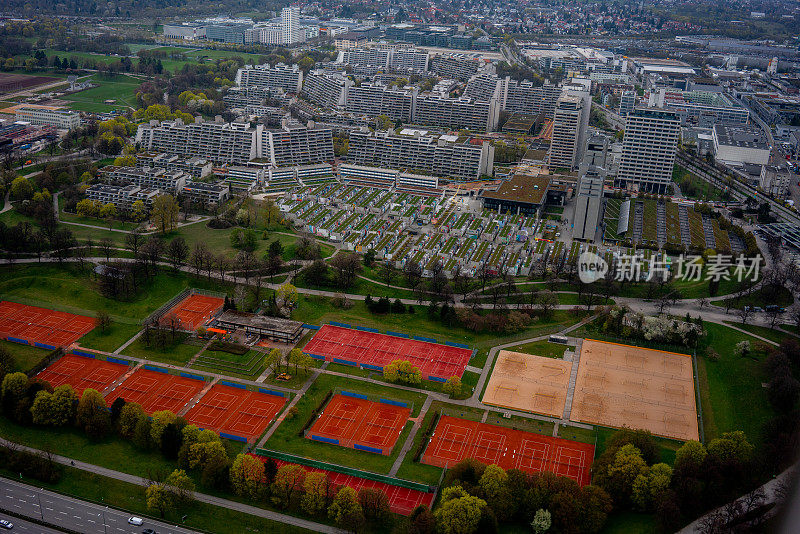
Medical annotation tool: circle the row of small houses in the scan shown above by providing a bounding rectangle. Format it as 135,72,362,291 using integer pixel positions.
279,182,542,277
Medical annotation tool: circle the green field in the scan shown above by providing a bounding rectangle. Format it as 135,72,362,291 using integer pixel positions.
506,339,575,359
0,340,50,372
121,336,199,366
61,73,142,112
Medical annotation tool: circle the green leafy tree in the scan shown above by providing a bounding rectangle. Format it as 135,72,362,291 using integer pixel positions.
10,176,34,201
631,463,673,511
30,384,77,426
229,453,265,501
383,359,422,385
287,348,304,375
301,471,332,516
76,388,110,440
265,347,283,374
1,372,28,400
146,483,174,518
277,283,299,311
151,194,180,234
271,464,306,509
150,410,177,447
328,486,365,532
76,198,99,217
531,509,551,534
434,486,487,534
119,402,146,439
358,487,391,526
188,439,227,470
165,469,195,507
443,375,462,398
600,444,648,506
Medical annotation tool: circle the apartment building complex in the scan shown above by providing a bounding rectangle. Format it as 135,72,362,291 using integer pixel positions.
235,64,303,93
85,184,160,211
136,117,260,164
503,80,563,116
337,47,429,73
549,92,589,169
98,166,189,194
181,181,231,206
262,123,335,167
348,129,494,181
223,86,275,108
302,70,352,109
463,73,504,103
345,83,417,122
134,153,213,178
650,88,749,126
15,107,80,130
414,96,500,132
429,54,484,81
615,108,681,193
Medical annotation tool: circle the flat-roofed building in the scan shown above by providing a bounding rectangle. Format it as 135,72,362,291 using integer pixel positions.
503,79,563,116
550,93,588,169
302,70,352,109
615,108,680,193
345,83,417,122
347,128,493,181
214,309,303,343
479,174,550,215
262,123,334,167
712,124,770,166
85,184,160,211
572,167,605,242
414,95,500,132
430,54,483,81
15,107,80,130
235,63,303,93
181,181,230,207
98,166,188,194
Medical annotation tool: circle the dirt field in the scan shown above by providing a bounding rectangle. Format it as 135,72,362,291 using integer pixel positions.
482,350,571,418
0,73,60,96
570,339,699,441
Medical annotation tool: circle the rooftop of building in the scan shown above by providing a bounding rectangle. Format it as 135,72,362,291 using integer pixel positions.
713,124,769,149
479,174,550,205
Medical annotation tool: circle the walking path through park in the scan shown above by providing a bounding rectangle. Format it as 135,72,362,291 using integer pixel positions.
389,396,433,476
0,437,344,534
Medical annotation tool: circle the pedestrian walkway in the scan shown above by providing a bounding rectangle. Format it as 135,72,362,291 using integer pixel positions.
103,361,143,395
389,396,433,477
257,364,325,448
562,338,583,421
186,338,214,367
179,376,218,417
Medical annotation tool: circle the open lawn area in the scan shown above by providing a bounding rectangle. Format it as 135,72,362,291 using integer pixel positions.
61,73,141,112
121,335,199,366
265,373,426,477
722,322,797,345
0,340,50,372
697,323,773,445
76,322,142,353
711,286,794,311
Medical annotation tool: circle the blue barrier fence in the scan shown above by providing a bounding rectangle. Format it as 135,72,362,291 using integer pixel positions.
354,444,383,454
258,388,285,398
329,321,351,328
444,341,470,349
340,390,368,400
311,435,339,445
362,364,383,372
356,326,379,333
72,350,95,359
428,376,447,383
34,342,56,350
379,398,408,408
143,365,168,374
309,354,325,360
333,358,358,366
386,331,409,338
413,336,437,343
302,323,320,330
220,432,247,443
107,356,131,366
220,380,246,389
180,372,206,382
7,337,28,345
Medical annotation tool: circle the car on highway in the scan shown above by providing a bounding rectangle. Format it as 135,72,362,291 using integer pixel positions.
142,529,156,534
128,517,144,526
0,519,12,529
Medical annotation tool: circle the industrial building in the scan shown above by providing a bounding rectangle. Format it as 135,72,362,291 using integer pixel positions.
712,124,771,166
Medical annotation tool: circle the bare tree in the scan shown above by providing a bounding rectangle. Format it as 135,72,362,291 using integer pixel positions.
329,251,361,288
403,259,422,292
215,254,230,283
99,237,114,262
737,306,753,325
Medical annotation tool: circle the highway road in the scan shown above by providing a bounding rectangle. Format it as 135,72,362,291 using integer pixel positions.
0,512,62,534
0,478,197,534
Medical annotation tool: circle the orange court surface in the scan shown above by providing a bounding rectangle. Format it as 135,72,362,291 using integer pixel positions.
184,383,286,441
422,415,594,486
0,301,95,348
570,339,699,441
482,350,571,418
164,294,224,331
36,354,129,395
105,368,205,414
306,394,411,455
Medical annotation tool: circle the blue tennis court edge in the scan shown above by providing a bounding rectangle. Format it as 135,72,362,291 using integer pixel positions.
354,443,383,454
143,365,168,374
258,388,285,398
220,380,246,389
311,435,339,445
341,390,368,400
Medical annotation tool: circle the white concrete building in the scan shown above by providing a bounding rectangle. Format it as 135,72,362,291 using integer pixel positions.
615,108,680,193
549,93,588,169
712,124,770,166
235,64,303,93
15,107,80,130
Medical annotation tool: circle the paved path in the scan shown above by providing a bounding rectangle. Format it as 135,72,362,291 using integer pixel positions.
180,377,218,417
112,327,143,354
186,338,214,367
0,191,10,214
561,338,583,423
257,365,325,449
388,396,433,477
0,437,340,533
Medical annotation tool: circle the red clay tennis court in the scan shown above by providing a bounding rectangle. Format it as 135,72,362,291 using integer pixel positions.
184,383,286,442
164,294,224,330
306,394,410,455
422,416,594,486
105,368,205,414
36,354,129,395
0,301,95,348
254,456,435,515
303,325,472,380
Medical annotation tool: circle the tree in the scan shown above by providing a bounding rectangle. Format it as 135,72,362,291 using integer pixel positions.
434,486,487,534
328,486,365,532
229,453,265,501
271,464,306,509
30,384,76,426
167,237,189,270
408,505,436,534
151,194,179,234
99,202,117,226
443,376,462,398
383,359,421,385
150,410,177,447
146,483,174,518
96,310,112,332
301,471,333,516
735,340,751,357
76,198,99,217
10,176,34,201
165,468,195,507
288,348,304,375
531,509,551,534
631,463,672,511
330,251,362,288
599,444,648,506
76,388,110,440
265,348,283,374
119,402,146,439
276,283,299,312
131,200,147,222
358,487,391,526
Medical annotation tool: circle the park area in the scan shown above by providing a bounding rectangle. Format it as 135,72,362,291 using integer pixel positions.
302,324,472,381
305,393,411,455
421,415,594,486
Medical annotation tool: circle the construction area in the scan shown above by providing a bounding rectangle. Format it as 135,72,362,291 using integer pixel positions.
570,340,699,441
482,350,571,418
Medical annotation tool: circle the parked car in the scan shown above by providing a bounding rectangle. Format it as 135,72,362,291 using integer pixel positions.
128,517,144,526
0,519,13,529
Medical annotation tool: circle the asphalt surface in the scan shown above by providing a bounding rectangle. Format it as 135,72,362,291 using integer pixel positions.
0,478,197,534
0,511,63,534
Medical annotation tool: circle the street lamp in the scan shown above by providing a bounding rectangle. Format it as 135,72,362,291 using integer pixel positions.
102,506,108,534
35,490,43,521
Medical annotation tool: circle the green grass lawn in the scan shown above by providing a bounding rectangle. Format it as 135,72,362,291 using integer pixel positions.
505,340,575,359
697,323,773,445
76,322,142,353
58,195,139,231
600,511,658,534
0,340,50,372
722,321,796,344
265,373,426,477
121,335,199,366
711,286,793,311
293,273,419,300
